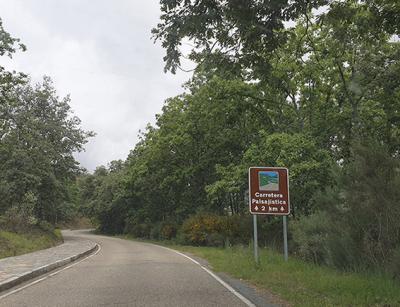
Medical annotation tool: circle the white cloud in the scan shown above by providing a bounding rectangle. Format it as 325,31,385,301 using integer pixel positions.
0,0,191,171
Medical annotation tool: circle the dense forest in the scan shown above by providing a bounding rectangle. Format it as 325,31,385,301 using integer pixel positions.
2,0,400,278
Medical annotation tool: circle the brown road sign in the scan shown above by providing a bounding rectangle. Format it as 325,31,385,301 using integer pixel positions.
249,167,290,215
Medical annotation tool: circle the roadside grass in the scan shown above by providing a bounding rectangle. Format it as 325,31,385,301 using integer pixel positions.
0,228,62,259
120,236,400,306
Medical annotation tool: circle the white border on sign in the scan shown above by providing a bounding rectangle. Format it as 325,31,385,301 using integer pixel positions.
248,167,290,215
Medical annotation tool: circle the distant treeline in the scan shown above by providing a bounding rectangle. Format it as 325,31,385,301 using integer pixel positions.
78,1,400,278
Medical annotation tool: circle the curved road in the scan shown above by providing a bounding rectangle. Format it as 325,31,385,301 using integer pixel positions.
0,231,248,306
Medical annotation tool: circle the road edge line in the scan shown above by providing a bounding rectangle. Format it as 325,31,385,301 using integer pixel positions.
156,245,256,307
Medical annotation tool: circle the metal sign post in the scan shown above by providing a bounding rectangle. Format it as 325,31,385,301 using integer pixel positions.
283,215,288,261
253,214,259,264
249,167,290,262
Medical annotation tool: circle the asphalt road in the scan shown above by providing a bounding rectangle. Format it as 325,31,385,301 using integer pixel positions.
0,230,249,307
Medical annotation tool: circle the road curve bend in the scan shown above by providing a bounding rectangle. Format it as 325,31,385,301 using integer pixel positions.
0,230,250,307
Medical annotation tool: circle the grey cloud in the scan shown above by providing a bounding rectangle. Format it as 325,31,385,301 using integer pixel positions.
0,0,191,171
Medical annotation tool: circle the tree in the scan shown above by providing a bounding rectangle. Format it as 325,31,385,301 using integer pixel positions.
152,0,328,75
292,140,400,275
0,17,26,57
0,76,94,223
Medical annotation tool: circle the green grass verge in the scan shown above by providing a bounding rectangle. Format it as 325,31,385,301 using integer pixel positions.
0,228,63,259
120,236,400,306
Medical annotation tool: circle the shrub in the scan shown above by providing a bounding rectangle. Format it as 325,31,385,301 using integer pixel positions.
160,222,177,240
258,216,286,249
149,223,162,240
180,213,225,246
37,220,54,233
206,233,225,247
149,222,178,240
0,216,6,229
179,213,254,247
292,141,400,274
124,216,152,238
340,142,400,270
291,211,331,264
325,228,361,270
388,247,400,281
221,214,252,246
3,206,36,233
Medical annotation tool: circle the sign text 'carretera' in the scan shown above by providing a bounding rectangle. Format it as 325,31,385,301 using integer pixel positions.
249,167,290,215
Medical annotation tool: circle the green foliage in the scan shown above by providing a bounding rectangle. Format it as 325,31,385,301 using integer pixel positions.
0,77,93,224
0,17,26,57
388,247,400,281
292,141,400,276
2,192,37,232
341,141,400,271
291,211,332,265
178,213,254,247
0,207,62,259
73,0,400,280
152,0,324,75
124,216,152,239
180,213,224,246
0,228,61,259
167,244,400,307
0,19,93,226
159,222,178,240
146,221,178,241
246,133,334,216
75,163,130,234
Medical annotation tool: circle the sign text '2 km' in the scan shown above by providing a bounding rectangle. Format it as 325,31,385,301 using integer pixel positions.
248,167,290,215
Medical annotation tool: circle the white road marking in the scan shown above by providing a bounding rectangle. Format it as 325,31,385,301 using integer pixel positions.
157,245,256,307
0,244,101,300
1,239,256,306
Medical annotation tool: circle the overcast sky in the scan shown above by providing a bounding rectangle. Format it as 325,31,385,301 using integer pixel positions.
0,0,192,172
